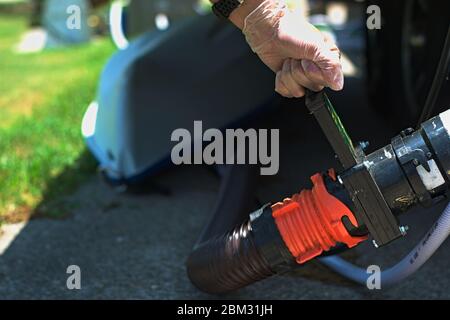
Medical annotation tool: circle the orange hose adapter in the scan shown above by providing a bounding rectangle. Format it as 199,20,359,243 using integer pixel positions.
272,172,367,264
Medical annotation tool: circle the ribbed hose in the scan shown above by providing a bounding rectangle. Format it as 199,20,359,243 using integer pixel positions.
186,164,279,294
320,202,450,287
187,219,275,294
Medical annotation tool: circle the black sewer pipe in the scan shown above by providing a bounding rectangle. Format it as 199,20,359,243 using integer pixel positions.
186,164,288,294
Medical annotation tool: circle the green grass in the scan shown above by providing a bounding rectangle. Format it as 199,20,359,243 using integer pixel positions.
0,13,115,222
0,0,27,4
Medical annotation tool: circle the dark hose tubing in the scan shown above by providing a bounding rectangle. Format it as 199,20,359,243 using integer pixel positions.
417,24,450,126
186,165,281,294
187,219,275,294
187,162,312,294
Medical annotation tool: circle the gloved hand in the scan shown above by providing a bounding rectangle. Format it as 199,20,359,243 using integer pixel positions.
242,0,344,98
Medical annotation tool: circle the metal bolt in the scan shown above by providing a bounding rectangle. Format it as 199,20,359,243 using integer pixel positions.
412,159,419,166
399,225,409,236
372,240,379,248
426,152,433,159
359,141,370,151
401,128,414,137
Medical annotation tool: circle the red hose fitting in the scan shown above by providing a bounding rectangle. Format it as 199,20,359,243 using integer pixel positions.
272,172,367,264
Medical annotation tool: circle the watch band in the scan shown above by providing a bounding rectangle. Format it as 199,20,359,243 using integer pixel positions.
212,0,243,20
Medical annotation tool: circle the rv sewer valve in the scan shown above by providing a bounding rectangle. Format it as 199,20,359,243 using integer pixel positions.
186,91,450,294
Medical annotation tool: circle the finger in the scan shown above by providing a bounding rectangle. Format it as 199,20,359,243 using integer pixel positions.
320,60,344,91
275,70,294,98
280,59,306,97
289,59,323,92
311,35,344,91
300,60,328,88
305,51,344,91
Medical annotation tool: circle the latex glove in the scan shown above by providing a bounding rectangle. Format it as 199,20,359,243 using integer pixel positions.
242,0,344,98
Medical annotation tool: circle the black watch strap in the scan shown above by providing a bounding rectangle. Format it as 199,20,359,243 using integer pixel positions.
212,0,243,20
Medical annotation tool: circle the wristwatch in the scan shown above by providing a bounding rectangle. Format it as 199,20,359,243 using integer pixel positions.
212,0,244,20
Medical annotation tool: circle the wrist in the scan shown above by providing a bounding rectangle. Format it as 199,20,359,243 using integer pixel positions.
242,0,287,51
229,0,267,29
210,0,285,31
